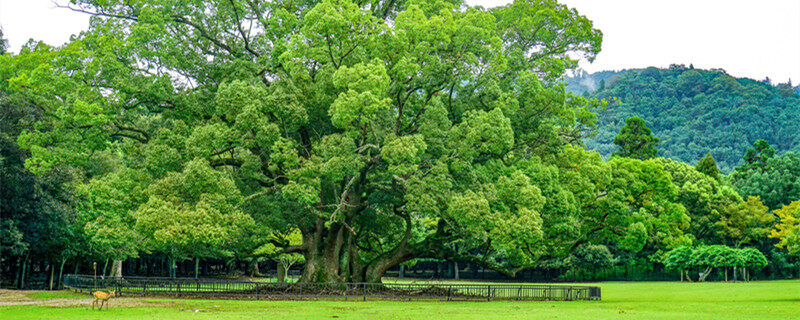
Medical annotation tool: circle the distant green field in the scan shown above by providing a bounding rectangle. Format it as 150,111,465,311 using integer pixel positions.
3,281,799,319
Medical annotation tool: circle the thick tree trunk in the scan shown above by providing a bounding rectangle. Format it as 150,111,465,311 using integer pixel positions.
724,268,728,282
277,263,286,283
194,257,200,278
110,259,123,278
680,269,684,282
250,260,261,277
454,261,459,280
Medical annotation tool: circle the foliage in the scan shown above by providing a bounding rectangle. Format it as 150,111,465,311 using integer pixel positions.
611,116,659,160
6,0,610,282
576,66,800,171
695,153,720,180
566,244,614,270
729,142,800,210
770,200,800,255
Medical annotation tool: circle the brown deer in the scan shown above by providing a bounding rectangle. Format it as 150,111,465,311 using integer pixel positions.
92,290,115,310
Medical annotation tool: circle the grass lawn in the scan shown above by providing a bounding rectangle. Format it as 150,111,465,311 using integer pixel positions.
2,280,799,319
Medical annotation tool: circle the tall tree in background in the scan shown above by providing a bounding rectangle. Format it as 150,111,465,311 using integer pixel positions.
612,116,659,160
743,139,775,170
696,153,720,180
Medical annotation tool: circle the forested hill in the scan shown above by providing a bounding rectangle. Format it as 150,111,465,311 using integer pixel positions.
568,66,800,171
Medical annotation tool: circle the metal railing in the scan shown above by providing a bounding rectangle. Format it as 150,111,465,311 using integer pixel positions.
63,274,600,301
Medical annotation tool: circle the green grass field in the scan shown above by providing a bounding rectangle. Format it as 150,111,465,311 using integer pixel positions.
2,280,799,319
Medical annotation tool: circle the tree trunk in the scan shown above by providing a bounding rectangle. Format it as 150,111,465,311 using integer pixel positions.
49,263,55,290
169,257,176,278
454,261,459,280
194,257,200,278
102,259,109,279
698,267,712,282
57,259,66,290
399,265,404,278
680,269,684,282
18,254,29,289
110,259,123,278
277,262,286,283
250,260,260,277
724,267,728,282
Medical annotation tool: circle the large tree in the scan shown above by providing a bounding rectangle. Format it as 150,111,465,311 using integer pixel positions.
10,0,614,282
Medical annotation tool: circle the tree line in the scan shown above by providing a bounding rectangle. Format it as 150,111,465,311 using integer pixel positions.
0,0,799,287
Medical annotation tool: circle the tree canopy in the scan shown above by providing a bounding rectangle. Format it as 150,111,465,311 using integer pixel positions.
611,116,659,160
4,0,613,282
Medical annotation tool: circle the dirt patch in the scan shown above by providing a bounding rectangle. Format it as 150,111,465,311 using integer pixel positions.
0,290,176,308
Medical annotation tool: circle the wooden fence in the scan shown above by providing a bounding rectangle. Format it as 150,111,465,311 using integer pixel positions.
63,274,600,301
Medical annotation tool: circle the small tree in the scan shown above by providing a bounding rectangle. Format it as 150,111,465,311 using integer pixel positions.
690,245,728,281
714,246,739,282
695,153,720,180
738,248,768,282
612,116,660,160
664,246,694,281
253,229,304,282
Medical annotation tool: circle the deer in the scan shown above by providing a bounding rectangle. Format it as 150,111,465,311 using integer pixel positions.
92,290,116,310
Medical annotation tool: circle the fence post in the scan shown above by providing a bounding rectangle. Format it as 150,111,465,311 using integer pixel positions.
447,285,452,302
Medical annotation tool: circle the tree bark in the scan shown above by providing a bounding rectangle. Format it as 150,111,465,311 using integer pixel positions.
454,261,459,280
250,260,261,277
399,264,404,278
277,262,286,283
698,267,712,282
102,259,109,279
49,263,55,290
169,257,176,278
110,259,123,277
57,259,66,290
195,257,200,278
18,254,29,289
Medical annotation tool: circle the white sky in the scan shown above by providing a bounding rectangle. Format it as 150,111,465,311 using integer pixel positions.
1,0,799,83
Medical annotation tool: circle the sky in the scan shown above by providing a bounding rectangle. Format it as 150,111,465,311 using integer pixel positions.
1,0,799,83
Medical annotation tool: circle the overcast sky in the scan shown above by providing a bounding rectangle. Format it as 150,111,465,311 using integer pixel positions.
1,0,799,83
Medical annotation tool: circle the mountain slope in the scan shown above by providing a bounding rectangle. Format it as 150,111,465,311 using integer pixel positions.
570,66,800,171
